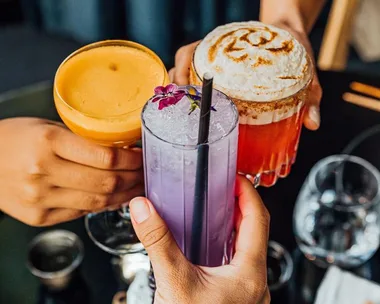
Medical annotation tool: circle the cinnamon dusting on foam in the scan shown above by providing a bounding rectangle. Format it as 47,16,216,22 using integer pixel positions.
252,57,273,68
278,75,299,80
195,21,312,102
266,40,294,54
209,27,278,63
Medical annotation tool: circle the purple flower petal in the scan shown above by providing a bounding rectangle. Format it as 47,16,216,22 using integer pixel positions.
158,96,176,110
173,91,186,101
154,86,165,95
165,96,178,105
164,83,178,94
158,101,166,110
151,96,162,103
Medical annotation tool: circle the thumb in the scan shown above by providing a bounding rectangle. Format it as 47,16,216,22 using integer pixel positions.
129,197,187,278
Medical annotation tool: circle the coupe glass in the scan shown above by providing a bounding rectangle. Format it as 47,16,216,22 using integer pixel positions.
294,155,380,268
54,40,169,256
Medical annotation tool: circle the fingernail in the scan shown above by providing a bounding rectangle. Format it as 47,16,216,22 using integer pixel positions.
130,198,151,223
308,105,320,127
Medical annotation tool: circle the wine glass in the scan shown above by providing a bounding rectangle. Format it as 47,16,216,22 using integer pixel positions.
54,40,169,256
294,154,380,268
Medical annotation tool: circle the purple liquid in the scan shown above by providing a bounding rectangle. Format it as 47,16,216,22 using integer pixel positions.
142,87,238,266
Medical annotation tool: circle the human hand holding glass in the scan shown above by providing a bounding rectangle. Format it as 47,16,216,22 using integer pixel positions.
0,117,143,227
129,176,271,304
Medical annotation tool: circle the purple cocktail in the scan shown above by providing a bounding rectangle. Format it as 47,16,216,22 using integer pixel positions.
142,84,238,266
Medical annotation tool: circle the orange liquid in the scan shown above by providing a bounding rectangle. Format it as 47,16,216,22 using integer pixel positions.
54,41,168,147
237,107,305,187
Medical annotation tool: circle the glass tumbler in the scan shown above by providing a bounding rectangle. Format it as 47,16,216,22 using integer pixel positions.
141,86,239,266
294,155,380,268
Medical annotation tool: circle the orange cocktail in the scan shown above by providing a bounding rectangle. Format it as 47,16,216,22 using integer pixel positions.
53,40,168,255
191,21,313,187
54,40,169,147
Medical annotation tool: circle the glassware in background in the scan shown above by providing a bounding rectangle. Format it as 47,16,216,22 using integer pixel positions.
342,124,380,170
294,155,380,268
267,241,294,291
54,40,169,255
141,84,239,266
111,252,150,286
27,230,84,291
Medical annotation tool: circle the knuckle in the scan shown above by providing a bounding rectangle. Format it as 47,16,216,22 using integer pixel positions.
26,209,48,227
99,148,117,169
27,159,46,177
175,46,187,60
90,194,111,210
102,174,121,193
38,124,58,143
23,182,45,206
140,224,170,249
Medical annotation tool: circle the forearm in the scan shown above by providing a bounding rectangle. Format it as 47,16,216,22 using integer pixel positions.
260,0,327,33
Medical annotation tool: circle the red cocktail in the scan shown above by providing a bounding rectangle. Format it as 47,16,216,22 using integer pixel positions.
191,21,313,186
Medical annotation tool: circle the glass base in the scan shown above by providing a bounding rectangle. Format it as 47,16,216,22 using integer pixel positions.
85,210,144,256
297,242,377,269
240,161,294,187
111,252,150,285
267,241,294,291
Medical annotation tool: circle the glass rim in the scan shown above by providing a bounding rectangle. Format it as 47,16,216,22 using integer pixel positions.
84,214,145,256
54,40,168,120
268,241,294,291
141,86,239,150
26,230,84,279
307,154,380,210
192,43,314,103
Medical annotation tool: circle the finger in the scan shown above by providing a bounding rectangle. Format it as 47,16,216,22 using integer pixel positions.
129,197,188,280
168,68,175,82
174,41,200,85
42,208,87,226
303,74,322,131
259,288,271,304
231,176,270,267
49,156,144,194
36,184,145,211
3,202,85,227
51,128,143,170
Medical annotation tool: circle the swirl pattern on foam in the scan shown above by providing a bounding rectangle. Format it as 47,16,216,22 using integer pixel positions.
193,21,311,102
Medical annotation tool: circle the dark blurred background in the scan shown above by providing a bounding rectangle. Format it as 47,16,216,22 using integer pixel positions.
0,0,379,94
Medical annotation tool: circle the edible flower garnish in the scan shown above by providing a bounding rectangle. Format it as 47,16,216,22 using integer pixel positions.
152,84,217,114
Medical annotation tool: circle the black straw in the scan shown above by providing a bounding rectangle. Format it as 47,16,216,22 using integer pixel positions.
190,73,213,264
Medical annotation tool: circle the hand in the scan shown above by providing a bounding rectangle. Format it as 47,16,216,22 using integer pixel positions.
130,176,270,304
271,21,322,131
0,118,144,226
170,24,322,131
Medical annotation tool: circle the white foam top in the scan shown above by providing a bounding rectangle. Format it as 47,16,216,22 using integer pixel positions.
193,21,311,102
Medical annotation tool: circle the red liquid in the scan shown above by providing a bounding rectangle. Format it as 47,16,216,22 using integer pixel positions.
237,106,305,187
